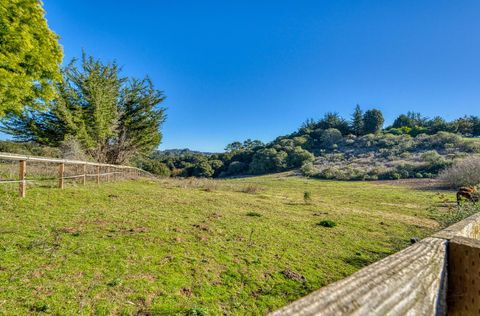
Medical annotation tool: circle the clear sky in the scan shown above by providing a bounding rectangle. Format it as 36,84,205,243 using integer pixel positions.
38,0,480,152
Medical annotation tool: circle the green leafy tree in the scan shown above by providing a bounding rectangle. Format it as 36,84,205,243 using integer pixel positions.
227,161,248,175
471,116,480,137
363,109,384,134
192,161,214,177
426,116,449,134
351,105,364,136
0,0,63,116
286,146,314,168
391,114,412,128
249,148,287,174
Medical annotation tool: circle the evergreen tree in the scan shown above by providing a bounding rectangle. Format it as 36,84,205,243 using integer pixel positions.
1,54,166,164
317,112,350,135
0,0,63,116
108,78,166,164
363,109,384,134
351,105,364,136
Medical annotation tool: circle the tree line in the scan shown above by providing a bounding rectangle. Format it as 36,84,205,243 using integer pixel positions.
142,106,480,178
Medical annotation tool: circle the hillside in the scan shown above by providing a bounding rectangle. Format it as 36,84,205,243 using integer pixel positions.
141,111,480,181
0,175,465,314
309,133,480,180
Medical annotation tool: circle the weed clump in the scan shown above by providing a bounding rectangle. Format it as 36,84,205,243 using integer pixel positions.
246,211,262,217
240,184,262,194
318,220,337,228
303,191,312,204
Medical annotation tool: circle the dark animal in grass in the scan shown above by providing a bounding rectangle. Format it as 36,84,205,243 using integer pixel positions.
456,186,479,205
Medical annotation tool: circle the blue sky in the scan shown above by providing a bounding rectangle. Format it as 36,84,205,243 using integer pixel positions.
38,0,480,152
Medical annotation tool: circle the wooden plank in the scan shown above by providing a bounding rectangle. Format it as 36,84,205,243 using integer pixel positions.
18,160,26,198
0,152,140,171
433,212,480,240
58,163,65,189
447,236,480,315
270,237,448,316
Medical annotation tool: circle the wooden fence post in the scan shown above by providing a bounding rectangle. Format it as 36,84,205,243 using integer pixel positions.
96,165,100,184
58,163,65,189
19,160,26,198
82,164,87,185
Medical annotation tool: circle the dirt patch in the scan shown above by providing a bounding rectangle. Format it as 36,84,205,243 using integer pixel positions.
371,179,449,191
282,269,306,283
180,288,193,296
192,223,211,232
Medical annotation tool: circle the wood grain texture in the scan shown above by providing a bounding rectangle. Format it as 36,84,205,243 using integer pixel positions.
271,238,447,316
447,236,480,315
433,213,480,240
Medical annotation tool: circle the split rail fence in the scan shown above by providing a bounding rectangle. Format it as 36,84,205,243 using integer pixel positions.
0,152,153,197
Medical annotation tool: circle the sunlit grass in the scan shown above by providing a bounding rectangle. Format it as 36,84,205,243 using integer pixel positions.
0,174,456,315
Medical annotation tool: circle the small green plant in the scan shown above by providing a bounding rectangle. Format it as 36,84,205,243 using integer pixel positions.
246,211,262,217
436,203,479,227
30,302,49,313
318,220,337,228
107,278,122,287
303,191,312,204
186,306,208,316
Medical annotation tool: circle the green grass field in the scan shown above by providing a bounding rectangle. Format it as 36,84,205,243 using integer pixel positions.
0,174,456,315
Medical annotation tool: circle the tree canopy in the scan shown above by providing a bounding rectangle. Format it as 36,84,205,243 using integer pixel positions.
1,54,166,164
0,0,63,116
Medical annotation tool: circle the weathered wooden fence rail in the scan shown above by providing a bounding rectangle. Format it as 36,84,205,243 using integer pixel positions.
0,152,153,197
271,212,480,316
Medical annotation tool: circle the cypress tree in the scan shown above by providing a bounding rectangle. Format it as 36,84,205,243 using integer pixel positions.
351,104,364,135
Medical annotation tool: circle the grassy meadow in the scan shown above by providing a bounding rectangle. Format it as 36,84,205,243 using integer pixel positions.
0,174,457,315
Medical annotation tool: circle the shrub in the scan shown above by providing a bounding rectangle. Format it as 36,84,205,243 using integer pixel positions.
300,162,317,177
318,220,337,228
59,138,87,160
438,156,480,188
320,128,343,148
239,184,262,194
287,147,315,168
142,160,171,177
303,191,312,204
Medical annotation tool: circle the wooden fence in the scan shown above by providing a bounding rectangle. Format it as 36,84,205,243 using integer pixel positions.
0,152,152,197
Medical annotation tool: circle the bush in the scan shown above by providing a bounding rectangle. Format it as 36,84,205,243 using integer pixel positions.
287,147,314,168
303,191,312,203
318,220,337,228
239,184,262,194
320,128,343,148
141,160,171,177
438,156,480,188
59,139,87,160
300,162,317,177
